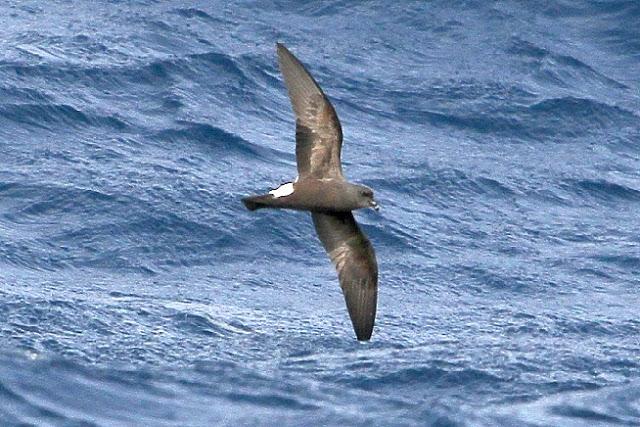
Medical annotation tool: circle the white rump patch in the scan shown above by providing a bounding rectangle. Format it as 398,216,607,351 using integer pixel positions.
269,182,295,198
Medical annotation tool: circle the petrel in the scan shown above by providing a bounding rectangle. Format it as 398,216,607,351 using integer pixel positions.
242,43,379,341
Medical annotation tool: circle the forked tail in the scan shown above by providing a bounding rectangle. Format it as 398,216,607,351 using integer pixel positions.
242,194,276,211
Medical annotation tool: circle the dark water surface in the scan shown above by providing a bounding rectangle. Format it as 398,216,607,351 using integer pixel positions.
1,1,639,425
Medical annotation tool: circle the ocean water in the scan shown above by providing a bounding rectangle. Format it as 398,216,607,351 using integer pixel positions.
1,0,639,425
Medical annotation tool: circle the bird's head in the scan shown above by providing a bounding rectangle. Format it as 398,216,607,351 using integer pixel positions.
354,185,379,211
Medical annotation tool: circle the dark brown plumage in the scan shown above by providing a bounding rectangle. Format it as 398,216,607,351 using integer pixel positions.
242,43,379,341
276,43,344,179
312,212,378,341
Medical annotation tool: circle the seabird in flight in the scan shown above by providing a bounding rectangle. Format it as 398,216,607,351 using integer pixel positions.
242,43,379,341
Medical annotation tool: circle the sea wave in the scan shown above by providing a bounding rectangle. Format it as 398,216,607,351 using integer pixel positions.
1,0,639,426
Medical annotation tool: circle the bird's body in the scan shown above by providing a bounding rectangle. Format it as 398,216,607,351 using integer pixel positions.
242,43,379,341
243,178,374,213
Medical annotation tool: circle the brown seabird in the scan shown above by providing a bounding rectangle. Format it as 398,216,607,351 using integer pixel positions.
242,43,379,341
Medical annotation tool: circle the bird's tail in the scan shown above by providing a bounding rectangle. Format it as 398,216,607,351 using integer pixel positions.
242,194,275,211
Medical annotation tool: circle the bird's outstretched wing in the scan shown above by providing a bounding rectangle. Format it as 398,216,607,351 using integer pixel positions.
312,212,378,341
277,43,343,180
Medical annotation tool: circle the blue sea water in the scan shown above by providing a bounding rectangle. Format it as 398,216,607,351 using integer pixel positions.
1,0,639,425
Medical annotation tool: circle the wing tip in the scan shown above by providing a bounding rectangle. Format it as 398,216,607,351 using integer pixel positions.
355,325,374,341
276,42,288,55
344,284,377,342
352,309,375,341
